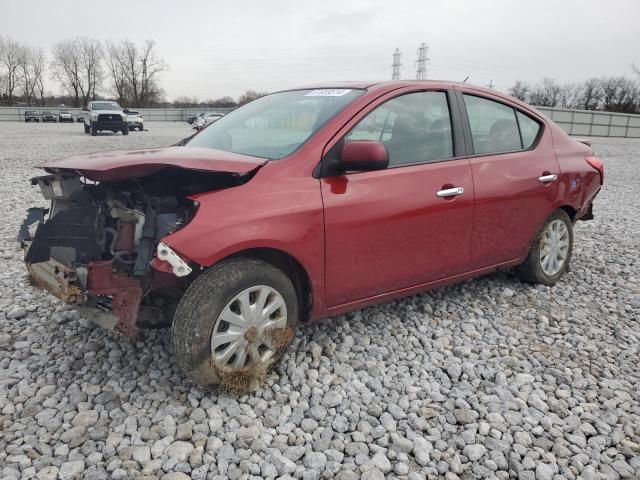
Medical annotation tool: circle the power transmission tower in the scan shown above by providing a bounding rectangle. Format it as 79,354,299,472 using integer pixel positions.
415,43,429,80
391,48,402,80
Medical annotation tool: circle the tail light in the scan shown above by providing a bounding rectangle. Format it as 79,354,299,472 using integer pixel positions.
585,155,604,184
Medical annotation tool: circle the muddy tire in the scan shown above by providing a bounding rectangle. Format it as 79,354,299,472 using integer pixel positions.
171,257,298,389
515,209,573,286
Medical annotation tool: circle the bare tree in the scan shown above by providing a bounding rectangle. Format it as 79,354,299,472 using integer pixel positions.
173,96,200,107
205,96,237,108
51,37,103,107
558,83,582,109
105,39,167,106
577,78,602,110
32,47,47,106
237,90,267,106
18,45,47,106
51,39,83,107
528,78,562,107
599,76,638,113
79,38,103,103
508,81,530,102
105,42,129,103
0,36,24,104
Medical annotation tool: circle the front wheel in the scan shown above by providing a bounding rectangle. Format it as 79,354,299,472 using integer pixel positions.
84,123,90,134
172,258,298,390
515,209,573,286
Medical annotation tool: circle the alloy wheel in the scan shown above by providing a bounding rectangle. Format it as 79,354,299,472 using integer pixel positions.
210,285,287,369
540,219,570,276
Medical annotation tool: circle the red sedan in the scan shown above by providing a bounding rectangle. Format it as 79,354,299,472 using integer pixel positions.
21,81,603,387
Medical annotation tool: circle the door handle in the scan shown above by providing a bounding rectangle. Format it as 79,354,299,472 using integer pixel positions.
436,186,464,198
538,174,558,183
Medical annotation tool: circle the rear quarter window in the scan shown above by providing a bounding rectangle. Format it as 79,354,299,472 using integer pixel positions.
516,111,541,148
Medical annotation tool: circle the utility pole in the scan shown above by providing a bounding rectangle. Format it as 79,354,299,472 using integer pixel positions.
487,79,494,89
415,43,429,80
391,48,402,80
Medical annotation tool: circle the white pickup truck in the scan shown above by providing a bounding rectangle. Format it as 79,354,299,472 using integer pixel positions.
82,101,129,136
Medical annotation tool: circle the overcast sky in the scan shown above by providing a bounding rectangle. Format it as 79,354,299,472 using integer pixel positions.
2,0,639,100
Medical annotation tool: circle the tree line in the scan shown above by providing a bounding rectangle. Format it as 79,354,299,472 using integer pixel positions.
172,90,268,109
0,35,167,108
509,70,640,113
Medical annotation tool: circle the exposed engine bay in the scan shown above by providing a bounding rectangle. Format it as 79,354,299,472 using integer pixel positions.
19,166,250,335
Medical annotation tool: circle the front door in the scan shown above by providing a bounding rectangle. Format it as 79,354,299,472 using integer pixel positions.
321,90,475,307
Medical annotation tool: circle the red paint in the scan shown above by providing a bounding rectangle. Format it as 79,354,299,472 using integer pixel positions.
342,141,388,163
47,81,603,323
87,260,143,335
39,146,266,181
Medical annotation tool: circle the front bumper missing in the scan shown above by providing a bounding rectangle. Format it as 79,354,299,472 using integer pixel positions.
26,256,83,303
24,253,144,336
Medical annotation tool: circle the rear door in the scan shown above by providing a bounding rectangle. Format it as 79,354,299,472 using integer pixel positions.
321,90,475,307
456,89,560,268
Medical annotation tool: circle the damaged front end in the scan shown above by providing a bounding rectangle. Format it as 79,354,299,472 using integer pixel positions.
19,159,258,336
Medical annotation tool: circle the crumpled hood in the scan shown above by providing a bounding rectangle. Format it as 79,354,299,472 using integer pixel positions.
38,146,268,182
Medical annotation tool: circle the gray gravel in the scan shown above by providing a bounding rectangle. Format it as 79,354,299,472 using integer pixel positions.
1,122,639,479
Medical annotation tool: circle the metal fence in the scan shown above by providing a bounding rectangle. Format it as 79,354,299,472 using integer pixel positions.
535,106,640,138
1,105,640,138
0,106,234,123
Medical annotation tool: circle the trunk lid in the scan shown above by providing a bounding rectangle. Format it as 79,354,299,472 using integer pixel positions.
39,146,268,182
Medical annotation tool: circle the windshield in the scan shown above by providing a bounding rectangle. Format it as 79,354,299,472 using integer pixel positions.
92,102,121,111
187,88,363,159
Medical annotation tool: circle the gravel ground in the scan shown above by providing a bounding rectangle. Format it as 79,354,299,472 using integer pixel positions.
1,122,639,480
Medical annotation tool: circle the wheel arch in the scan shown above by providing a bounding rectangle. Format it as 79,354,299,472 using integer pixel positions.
218,247,314,324
558,204,578,223
520,205,576,262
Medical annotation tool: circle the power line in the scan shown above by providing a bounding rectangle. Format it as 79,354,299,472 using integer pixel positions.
415,43,429,80
391,48,402,81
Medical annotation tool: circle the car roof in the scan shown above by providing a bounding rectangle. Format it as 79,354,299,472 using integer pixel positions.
280,80,536,115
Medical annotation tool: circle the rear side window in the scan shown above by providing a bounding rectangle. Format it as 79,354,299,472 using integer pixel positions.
346,91,454,166
517,111,541,148
463,95,522,154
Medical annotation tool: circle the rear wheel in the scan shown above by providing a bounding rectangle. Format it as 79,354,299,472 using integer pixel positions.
515,209,573,286
172,257,298,389
122,124,129,135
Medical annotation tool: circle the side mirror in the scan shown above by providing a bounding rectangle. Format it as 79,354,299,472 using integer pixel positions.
81,107,88,112
339,140,389,172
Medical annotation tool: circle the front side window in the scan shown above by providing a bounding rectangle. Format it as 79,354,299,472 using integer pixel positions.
346,91,454,166
463,95,522,154
188,89,363,159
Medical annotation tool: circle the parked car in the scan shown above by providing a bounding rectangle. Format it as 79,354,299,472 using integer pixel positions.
41,111,57,123
186,112,205,124
123,109,144,131
58,111,74,123
24,111,40,122
82,101,128,136
193,112,225,131
19,81,603,387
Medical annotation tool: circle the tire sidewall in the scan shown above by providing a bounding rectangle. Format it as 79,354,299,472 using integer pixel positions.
172,258,298,387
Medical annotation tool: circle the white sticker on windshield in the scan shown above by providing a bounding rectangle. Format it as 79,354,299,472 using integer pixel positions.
305,89,352,97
